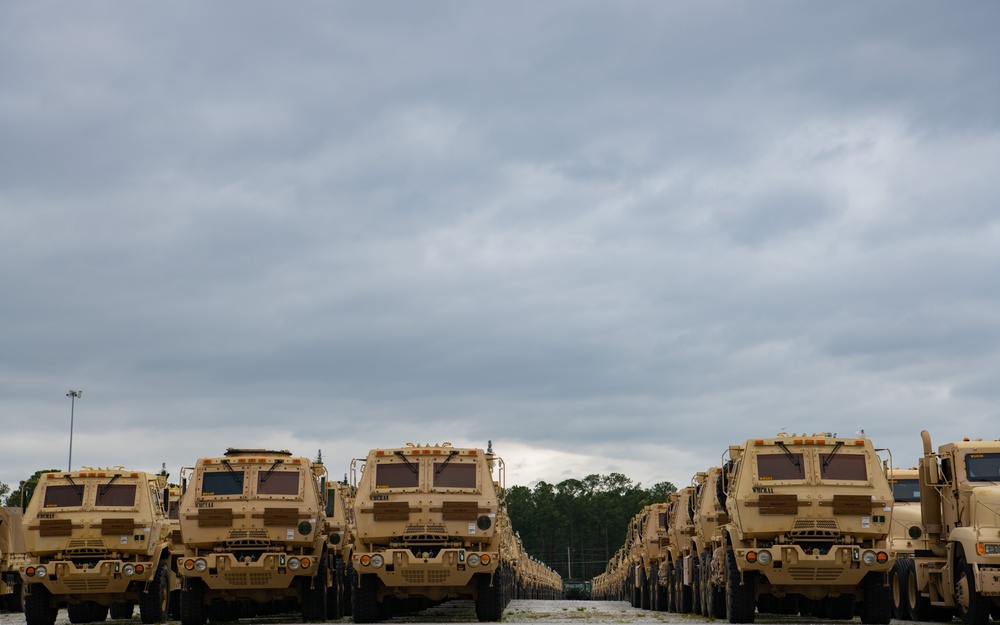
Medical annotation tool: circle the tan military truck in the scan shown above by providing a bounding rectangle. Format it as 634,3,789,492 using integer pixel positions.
884,467,924,620
904,431,1000,625
350,442,508,623
714,433,894,624
690,467,729,618
20,467,173,625
662,486,696,614
175,448,335,625
1,507,28,612
632,502,668,611
325,481,355,619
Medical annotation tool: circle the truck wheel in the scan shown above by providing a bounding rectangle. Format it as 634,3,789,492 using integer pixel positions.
639,567,650,610
827,593,855,620
90,603,109,622
109,602,134,620
665,561,676,612
676,560,692,613
691,556,701,615
889,559,910,620
351,574,379,624
724,549,755,624
7,580,24,613
649,564,659,611
139,564,169,624
475,573,504,622
327,558,345,620
24,585,57,625
859,571,891,624
956,558,990,625
180,578,208,625
301,556,328,623
344,564,356,616
699,553,711,617
68,602,95,624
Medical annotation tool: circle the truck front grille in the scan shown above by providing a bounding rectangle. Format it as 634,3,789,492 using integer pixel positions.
789,519,839,541
224,572,273,586
787,567,845,582
64,579,110,591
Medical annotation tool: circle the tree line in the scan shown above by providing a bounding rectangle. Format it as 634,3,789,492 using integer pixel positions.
2,470,673,583
505,473,676,582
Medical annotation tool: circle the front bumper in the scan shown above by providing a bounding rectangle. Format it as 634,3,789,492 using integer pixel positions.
735,544,893,586
21,559,158,595
176,553,316,590
354,548,498,587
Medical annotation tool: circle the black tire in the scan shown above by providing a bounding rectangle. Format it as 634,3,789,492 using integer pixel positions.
691,555,701,616
475,573,504,622
652,564,666,612
301,556,328,623
89,604,109,622
351,574,379,624
344,564,355,617
859,571,891,625
676,560,692,613
180,579,208,625
639,567,650,610
68,603,94,624
6,580,24,613
827,593,855,620
956,558,990,625
24,586,57,625
140,564,169,624
890,559,910,620
725,549,755,624
109,602,134,620
328,558,345,620
666,561,676,612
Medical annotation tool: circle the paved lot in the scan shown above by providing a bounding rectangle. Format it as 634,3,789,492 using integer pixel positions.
0,600,935,625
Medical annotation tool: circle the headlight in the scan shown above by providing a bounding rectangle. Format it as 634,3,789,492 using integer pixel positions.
862,551,877,566
123,564,136,576
194,559,208,572
978,543,1000,555
757,550,772,565
36,566,48,578
288,558,301,571
468,554,480,567
371,555,384,568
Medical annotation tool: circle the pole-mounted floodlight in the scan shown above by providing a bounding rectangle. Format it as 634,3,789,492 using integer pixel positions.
67,390,82,471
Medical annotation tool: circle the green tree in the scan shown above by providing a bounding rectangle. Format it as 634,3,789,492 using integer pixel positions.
6,468,61,509
0,480,9,505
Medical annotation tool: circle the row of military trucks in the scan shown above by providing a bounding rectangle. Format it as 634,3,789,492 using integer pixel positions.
9,442,561,625
592,430,1000,625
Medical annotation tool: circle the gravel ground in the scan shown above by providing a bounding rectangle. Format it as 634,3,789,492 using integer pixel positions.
0,601,942,625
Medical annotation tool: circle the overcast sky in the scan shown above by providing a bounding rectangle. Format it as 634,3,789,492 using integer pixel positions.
2,3,999,494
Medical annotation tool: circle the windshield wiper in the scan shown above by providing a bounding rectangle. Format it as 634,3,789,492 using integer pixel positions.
435,451,459,474
220,460,243,485
99,474,121,498
63,475,84,497
260,459,284,483
822,442,844,470
776,441,801,468
394,451,419,476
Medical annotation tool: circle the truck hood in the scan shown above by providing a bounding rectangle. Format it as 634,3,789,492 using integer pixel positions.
972,486,1000,530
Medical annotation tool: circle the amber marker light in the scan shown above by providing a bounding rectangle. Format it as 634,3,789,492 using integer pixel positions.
745,552,757,563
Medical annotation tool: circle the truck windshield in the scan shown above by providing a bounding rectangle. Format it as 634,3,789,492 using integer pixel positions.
891,479,920,502
202,470,245,496
966,453,1000,482
43,484,84,508
95,484,137,507
433,462,476,488
257,470,300,495
375,463,419,489
757,453,805,480
819,453,868,481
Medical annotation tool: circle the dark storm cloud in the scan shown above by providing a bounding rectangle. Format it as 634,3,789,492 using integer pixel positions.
3,1,1000,489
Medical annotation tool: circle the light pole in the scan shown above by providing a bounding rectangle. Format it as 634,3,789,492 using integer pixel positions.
67,390,82,471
